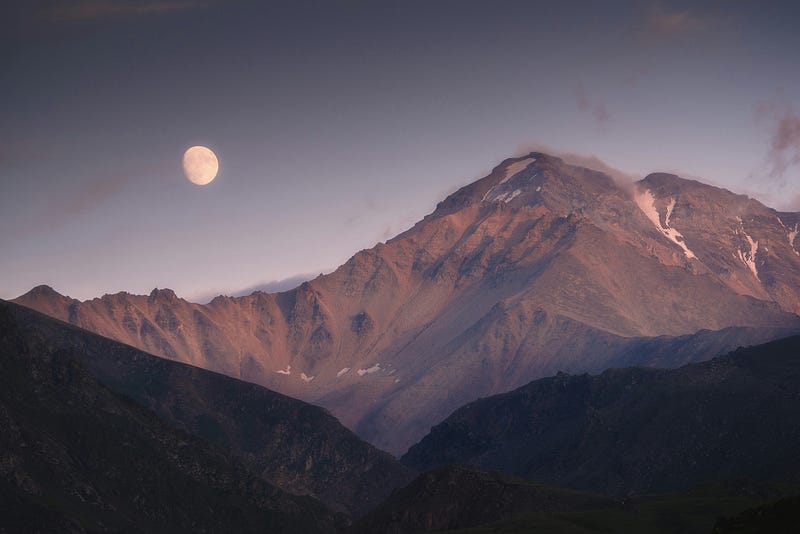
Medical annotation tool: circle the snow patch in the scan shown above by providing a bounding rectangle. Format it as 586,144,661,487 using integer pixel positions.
737,232,760,280
634,190,696,260
493,189,522,203
482,157,535,201
276,365,291,375
664,198,676,226
789,224,799,256
394,378,401,384
300,372,314,382
357,363,381,376
498,158,536,186
336,367,351,378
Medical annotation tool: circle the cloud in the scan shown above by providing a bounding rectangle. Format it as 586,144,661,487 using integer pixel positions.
575,84,612,129
37,0,203,23
59,174,131,219
755,97,800,181
20,173,131,237
766,113,800,179
622,66,650,89
515,143,639,184
644,3,705,37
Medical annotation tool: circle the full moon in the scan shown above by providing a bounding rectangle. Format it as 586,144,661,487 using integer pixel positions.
182,145,219,185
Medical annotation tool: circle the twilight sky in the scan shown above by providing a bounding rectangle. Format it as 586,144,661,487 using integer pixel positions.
2,0,799,302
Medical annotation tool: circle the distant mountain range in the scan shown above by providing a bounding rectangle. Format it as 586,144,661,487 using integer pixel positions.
15,152,800,454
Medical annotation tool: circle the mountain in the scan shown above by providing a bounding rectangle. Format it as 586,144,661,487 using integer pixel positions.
402,335,800,496
349,465,621,533
15,152,800,454
0,300,342,533
351,465,790,534
713,495,800,533
0,299,413,519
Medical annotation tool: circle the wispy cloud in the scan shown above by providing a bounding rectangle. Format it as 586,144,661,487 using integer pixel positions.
37,0,203,23
58,174,131,220
20,173,131,237
515,143,639,184
575,84,611,129
766,112,800,179
755,97,800,181
645,3,705,36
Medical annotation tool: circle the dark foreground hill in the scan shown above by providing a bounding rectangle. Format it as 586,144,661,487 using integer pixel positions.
351,465,795,534
0,301,343,533
712,495,800,533
403,336,800,496
0,299,413,524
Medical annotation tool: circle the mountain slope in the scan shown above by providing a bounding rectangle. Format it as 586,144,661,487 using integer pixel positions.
15,152,800,453
0,300,413,518
351,466,791,534
349,465,620,534
402,336,800,495
0,300,342,533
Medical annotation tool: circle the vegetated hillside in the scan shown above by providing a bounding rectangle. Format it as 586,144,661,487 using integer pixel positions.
712,495,800,534
349,465,619,534
0,301,341,533
351,465,793,534
0,300,413,519
16,152,800,454
403,336,800,496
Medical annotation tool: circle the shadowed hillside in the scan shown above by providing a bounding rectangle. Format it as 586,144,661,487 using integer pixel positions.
0,299,413,520
404,336,800,496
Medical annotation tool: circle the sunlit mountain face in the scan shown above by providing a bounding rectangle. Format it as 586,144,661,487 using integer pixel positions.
3,2,800,304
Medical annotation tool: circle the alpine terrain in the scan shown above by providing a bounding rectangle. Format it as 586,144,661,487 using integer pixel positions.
15,153,800,454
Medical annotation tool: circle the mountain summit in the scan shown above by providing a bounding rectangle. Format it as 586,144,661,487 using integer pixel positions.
15,152,800,454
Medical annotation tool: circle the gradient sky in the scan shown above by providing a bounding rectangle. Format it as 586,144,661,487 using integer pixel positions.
2,0,799,302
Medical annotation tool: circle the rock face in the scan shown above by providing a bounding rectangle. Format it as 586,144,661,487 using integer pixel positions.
0,300,413,520
14,153,800,454
402,336,800,496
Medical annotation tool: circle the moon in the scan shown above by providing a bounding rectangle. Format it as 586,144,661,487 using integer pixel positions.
182,146,219,185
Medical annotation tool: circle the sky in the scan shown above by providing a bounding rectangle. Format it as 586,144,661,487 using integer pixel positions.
2,0,799,302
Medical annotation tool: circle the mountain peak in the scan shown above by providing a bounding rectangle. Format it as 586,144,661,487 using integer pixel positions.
639,172,751,203
27,284,61,297
17,284,73,303
148,287,178,302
